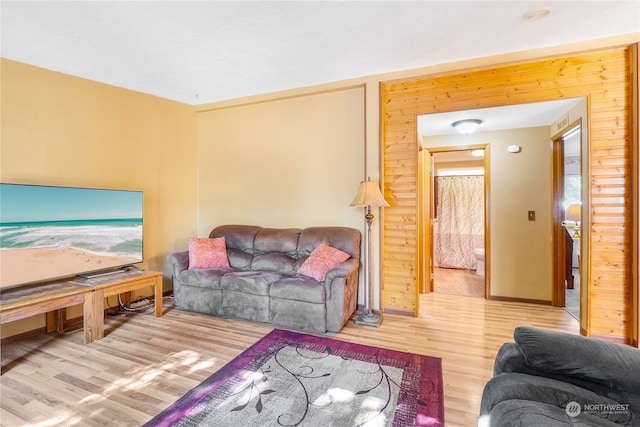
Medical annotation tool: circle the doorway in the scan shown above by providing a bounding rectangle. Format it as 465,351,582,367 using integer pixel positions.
420,147,488,298
432,150,486,297
417,98,586,307
382,49,633,341
554,123,583,319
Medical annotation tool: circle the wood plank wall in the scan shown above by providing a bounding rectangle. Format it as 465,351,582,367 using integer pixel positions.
380,47,635,342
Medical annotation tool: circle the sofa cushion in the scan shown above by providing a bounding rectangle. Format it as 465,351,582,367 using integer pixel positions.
226,248,253,270
178,268,229,289
210,225,261,269
270,276,326,304
210,225,261,252
221,271,281,296
514,326,640,394
252,253,297,276
298,243,350,281
298,227,360,258
270,298,327,333
254,228,301,257
188,237,230,269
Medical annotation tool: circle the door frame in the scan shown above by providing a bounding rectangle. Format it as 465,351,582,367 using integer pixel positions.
552,120,584,314
418,144,490,298
552,132,567,307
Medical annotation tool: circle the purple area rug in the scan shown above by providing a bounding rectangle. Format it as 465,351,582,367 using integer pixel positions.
144,329,444,426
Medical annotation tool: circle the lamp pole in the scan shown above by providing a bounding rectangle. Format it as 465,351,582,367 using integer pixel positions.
350,178,388,327
356,205,381,325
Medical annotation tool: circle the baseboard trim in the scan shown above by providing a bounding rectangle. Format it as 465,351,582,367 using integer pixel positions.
589,333,631,345
383,308,415,317
355,305,385,316
1,327,47,345
1,315,85,345
579,326,632,346
488,295,552,305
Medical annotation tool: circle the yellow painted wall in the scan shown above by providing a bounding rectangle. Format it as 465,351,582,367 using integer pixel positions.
425,127,553,301
434,160,485,174
196,88,365,231
488,127,553,300
0,59,197,338
196,88,367,302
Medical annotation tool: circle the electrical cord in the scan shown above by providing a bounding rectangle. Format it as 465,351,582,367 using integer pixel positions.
118,294,154,311
106,295,153,316
106,294,173,316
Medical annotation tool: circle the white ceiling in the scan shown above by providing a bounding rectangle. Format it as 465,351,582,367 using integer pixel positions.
423,98,584,163
1,1,638,106
418,98,584,136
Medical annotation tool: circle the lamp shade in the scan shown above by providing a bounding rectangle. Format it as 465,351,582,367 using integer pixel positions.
565,204,581,223
350,179,389,207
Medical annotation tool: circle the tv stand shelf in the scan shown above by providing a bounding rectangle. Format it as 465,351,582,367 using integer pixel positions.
0,269,163,345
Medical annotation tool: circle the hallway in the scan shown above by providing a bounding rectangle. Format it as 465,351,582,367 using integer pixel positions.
434,267,484,298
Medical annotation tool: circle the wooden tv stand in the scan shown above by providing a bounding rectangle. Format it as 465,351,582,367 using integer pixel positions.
0,269,163,344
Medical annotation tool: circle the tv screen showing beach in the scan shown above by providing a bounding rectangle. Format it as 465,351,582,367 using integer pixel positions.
0,183,143,288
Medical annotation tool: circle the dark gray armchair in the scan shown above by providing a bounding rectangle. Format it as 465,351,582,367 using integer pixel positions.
480,326,640,426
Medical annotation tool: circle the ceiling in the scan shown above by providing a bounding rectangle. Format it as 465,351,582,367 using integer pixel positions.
425,98,584,163
1,1,638,106
418,98,584,136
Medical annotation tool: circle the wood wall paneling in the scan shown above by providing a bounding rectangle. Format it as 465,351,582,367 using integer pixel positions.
381,47,634,343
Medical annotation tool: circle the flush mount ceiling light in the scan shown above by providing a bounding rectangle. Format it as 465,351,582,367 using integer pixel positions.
452,119,482,135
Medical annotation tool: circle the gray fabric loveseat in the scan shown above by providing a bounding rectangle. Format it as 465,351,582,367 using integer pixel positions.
480,326,640,426
167,225,361,333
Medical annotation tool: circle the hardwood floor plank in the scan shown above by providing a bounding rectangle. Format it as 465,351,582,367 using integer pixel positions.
1,293,579,426
0,403,31,427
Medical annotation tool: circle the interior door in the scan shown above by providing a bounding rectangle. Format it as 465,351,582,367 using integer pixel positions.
552,135,567,307
553,122,582,311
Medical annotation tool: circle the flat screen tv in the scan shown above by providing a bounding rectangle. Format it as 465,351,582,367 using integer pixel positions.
0,183,143,288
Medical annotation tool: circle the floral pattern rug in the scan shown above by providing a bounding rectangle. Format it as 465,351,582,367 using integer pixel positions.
143,329,444,426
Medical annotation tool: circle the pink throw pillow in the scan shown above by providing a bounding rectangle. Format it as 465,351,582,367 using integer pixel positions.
188,237,230,269
298,243,350,281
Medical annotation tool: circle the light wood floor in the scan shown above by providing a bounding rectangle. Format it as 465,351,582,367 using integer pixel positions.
0,293,579,427
434,267,485,298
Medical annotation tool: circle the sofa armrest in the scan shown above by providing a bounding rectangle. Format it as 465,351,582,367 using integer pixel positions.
325,257,359,283
167,251,189,275
323,257,360,332
514,326,640,394
493,342,529,376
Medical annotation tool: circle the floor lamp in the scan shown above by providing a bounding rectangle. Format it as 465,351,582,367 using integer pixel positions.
350,177,389,327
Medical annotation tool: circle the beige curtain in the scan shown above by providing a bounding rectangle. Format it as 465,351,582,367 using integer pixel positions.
434,175,484,269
